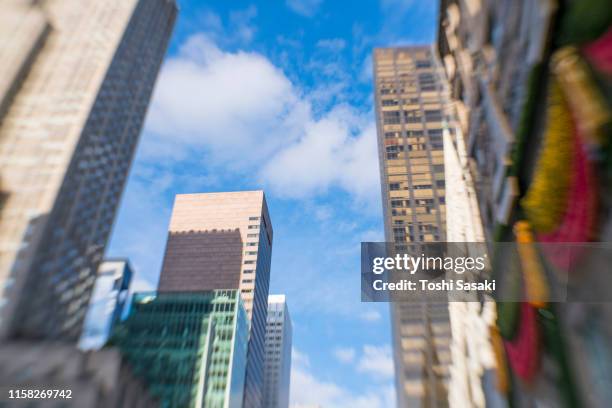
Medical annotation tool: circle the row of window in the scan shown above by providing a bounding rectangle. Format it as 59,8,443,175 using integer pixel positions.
389,180,445,191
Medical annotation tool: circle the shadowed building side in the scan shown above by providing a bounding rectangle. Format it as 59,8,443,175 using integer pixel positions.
158,229,243,292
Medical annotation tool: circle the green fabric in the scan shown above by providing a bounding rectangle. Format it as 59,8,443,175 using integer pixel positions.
495,252,523,340
511,64,544,189
558,0,612,46
538,307,581,408
497,301,521,340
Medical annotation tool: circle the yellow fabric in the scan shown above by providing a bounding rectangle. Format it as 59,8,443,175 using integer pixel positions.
491,326,510,393
521,79,574,233
514,221,549,308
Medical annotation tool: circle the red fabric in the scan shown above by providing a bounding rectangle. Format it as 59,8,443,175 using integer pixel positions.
583,25,612,74
504,303,540,383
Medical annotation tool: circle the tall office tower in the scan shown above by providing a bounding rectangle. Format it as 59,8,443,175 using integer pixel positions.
263,295,292,408
79,259,133,350
111,290,249,408
158,191,274,408
373,46,453,407
0,0,177,341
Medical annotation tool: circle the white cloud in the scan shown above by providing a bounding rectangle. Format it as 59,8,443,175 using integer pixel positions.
334,347,356,363
259,107,379,201
229,5,258,44
290,348,396,408
359,309,382,322
316,38,346,51
357,345,394,379
147,34,307,165
195,6,258,46
146,33,380,204
292,347,311,368
286,0,323,17
314,205,333,221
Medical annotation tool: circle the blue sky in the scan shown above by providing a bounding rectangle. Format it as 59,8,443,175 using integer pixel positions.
108,0,437,406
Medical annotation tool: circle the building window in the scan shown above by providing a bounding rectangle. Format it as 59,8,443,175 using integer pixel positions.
392,200,406,208
404,110,422,123
385,131,399,139
389,183,400,191
425,110,442,122
383,111,400,124
382,99,398,106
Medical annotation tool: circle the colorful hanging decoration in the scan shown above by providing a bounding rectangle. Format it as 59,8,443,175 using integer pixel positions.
504,302,541,383
491,326,511,394
539,128,598,269
521,79,574,233
553,47,612,147
495,250,522,340
539,308,582,407
514,221,549,307
583,26,612,75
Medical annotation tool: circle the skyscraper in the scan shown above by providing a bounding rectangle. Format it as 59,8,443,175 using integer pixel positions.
0,0,177,341
111,290,249,408
373,46,452,407
263,295,292,408
158,191,273,408
79,259,133,350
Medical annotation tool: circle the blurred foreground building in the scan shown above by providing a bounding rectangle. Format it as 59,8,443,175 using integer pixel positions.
263,294,292,408
0,0,177,341
110,290,249,408
158,191,274,408
79,259,133,350
437,0,612,407
0,343,158,407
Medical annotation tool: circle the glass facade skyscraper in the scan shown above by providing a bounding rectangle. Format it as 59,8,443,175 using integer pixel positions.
0,0,177,342
79,259,133,350
110,290,249,408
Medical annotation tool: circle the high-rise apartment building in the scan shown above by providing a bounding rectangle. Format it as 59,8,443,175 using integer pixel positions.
79,259,133,350
111,290,249,408
158,191,274,408
263,295,292,408
373,46,453,407
0,0,177,341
